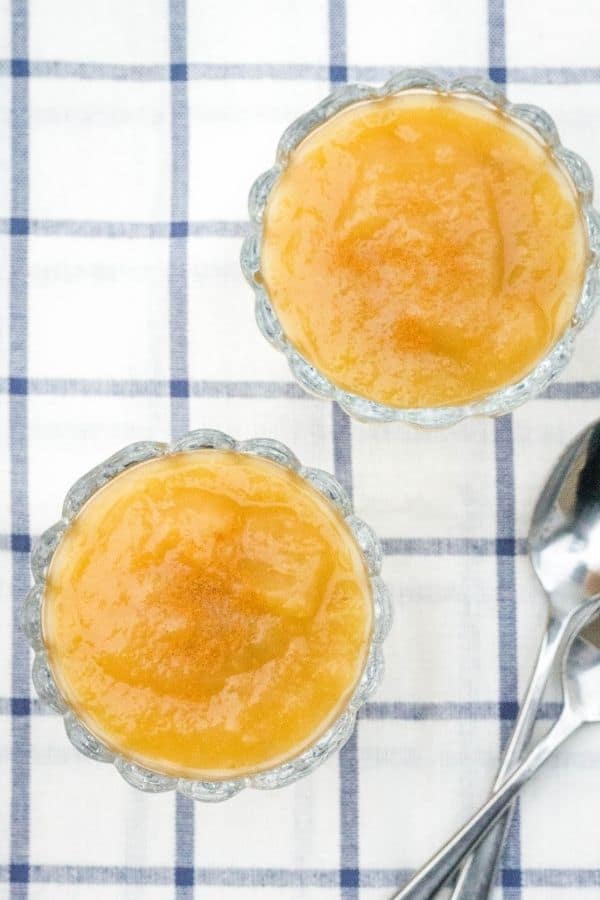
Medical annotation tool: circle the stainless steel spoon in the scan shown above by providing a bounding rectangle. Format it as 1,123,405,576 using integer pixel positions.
391,598,600,900
448,417,600,899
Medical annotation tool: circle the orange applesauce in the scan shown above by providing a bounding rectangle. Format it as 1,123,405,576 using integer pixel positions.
261,92,587,407
43,450,372,779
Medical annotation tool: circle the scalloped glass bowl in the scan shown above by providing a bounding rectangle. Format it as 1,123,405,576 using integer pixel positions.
241,69,600,428
22,428,392,802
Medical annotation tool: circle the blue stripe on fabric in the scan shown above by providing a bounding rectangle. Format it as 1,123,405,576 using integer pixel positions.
0,698,50,716
332,404,353,501
9,2,30,899
346,64,600,85
0,218,250,238
1,865,600,888
382,537,529,556
10,58,27,77
168,1,194,896
1,374,600,402
324,15,360,815
12,60,170,80
542,381,600,400
168,0,190,436
0,531,533,558
360,700,562,722
490,4,521,890
190,866,338,888
10,533,30,552
329,8,360,900
2,58,600,84
187,62,329,81
332,400,359,900
328,0,347,83
4,59,330,81
495,413,521,897
0,376,308,398
488,0,506,82
0,696,566,722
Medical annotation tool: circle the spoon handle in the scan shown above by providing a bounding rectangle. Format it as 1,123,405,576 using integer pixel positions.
449,613,568,900
390,707,580,900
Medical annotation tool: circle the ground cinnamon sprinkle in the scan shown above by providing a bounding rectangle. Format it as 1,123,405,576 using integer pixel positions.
43,450,372,778
262,92,586,407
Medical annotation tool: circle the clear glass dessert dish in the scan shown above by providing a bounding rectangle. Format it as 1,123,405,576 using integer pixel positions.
22,429,392,802
241,69,600,427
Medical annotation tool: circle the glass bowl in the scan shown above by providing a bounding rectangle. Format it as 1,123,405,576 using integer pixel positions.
22,428,392,802
241,69,600,428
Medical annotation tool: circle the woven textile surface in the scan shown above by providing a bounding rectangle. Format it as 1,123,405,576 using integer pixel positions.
2,0,600,898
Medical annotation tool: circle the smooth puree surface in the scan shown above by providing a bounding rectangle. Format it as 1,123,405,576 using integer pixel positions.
43,450,372,778
261,92,587,407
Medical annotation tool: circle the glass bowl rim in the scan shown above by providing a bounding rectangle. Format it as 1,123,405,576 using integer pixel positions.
22,428,392,802
241,68,600,427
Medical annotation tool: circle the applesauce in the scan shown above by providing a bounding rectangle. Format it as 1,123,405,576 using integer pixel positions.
261,92,587,407
43,450,372,779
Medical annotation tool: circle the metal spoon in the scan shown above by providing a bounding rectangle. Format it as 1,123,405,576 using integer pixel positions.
391,598,600,900
447,417,600,899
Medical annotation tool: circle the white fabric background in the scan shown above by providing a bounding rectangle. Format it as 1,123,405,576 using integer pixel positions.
1,0,600,898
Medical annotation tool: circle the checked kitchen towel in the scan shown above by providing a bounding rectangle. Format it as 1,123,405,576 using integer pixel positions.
2,1,600,898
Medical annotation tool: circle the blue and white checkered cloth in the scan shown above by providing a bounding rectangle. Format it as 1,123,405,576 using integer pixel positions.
2,0,600,898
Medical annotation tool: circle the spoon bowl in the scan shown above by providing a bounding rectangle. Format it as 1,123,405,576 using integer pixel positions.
530,420,600,610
